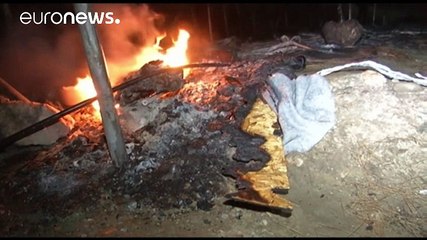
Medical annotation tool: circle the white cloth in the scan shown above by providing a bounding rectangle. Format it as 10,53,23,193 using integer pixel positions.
316,60,427,86
262,73,336,153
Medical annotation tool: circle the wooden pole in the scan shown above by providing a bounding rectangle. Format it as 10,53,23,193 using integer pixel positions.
284,8,288,29
338,4,343,23
2,4,12,26
74,3,128,168
234,4,242,38
207,4,213,42
191,5,198,29
222,4,229,38
250,6,256,38
0,77,31,103
372,4,376,26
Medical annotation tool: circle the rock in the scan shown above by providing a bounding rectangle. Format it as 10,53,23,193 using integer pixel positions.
322,19,363,47
261,219,268,226
0,99,73,146
418,102,427,114
127,201,138,211
392,82,424,93
360,70,387,89
118,96,172,133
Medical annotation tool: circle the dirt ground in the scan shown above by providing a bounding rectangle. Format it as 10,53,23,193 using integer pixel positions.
0,30,426,237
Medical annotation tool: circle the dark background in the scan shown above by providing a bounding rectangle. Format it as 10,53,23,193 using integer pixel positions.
149,3,427,40
0,3,426,104
3,4,424,39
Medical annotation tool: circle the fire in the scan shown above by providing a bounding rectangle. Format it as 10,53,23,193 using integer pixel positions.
62,75,101,119
163,29,190,67
64,75,98,108
63,29,190,120
133,29,190,77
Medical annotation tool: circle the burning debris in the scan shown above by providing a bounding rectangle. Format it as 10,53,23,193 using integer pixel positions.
111,52,305,213
0,47,306,220
115,60,184,106
0,2,361,226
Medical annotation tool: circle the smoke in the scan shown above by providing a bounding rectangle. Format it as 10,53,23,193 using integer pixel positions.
0,3,166,105
94,4,164,63
92,4,166,87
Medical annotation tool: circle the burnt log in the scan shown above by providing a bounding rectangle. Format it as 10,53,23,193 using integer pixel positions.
115,61,184,105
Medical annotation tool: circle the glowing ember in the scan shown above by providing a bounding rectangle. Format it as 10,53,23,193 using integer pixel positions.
63,29,190,120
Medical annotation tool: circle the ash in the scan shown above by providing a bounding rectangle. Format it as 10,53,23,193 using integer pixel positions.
117,98,231,211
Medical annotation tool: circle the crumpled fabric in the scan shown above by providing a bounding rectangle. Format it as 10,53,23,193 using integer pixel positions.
316,60,427,87
262,73,336,154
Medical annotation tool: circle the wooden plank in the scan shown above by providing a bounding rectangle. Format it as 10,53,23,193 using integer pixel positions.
226,98,293,215
0,77,31,103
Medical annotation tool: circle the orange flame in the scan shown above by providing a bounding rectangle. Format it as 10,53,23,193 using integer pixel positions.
62,75,102,119
63,29,190,120
163,29,190,67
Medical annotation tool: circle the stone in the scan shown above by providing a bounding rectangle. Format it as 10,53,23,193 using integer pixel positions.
322,19,363,47
392,82,424,93
0,99,74,146
360,70,387,89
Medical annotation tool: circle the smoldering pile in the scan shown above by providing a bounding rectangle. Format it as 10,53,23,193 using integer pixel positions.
0,53,305,218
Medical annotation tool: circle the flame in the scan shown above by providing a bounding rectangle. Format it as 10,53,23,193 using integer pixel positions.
133,29,190,76
62,75,101,119
69,75,98,109
63,29,190,120
163,30,190,67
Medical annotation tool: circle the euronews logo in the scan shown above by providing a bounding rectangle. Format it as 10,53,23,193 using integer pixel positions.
20,11,121,25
